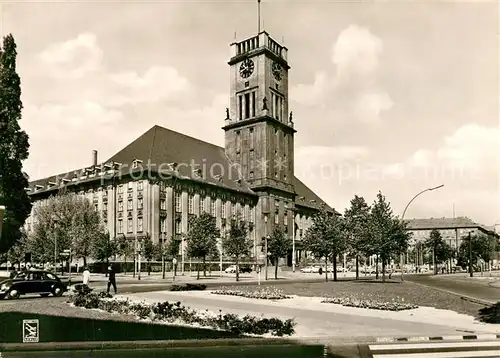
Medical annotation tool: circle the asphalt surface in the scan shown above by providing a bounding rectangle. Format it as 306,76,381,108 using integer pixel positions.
406,274,500,303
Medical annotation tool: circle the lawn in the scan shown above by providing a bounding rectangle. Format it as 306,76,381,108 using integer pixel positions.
215,280,485,317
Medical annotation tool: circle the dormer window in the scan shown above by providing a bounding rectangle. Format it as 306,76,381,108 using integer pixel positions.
168,162,178,171
25,188,32,193
132,159,143,169
113,162,122,170
47,181,57,187
35,185,43,190
62,178,70,184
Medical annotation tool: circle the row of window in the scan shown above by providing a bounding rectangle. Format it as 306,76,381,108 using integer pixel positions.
117,217,143,234
117,181,144,193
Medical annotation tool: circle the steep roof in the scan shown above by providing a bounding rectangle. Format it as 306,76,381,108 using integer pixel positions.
405,217,498,236
28,125,334,212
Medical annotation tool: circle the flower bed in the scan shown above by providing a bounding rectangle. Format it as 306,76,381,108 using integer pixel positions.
211,286,291,300
68,292,295,336
170,283,207,292
321,294,418,311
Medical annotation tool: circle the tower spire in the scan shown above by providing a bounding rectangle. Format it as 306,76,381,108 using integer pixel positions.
258,0,261,33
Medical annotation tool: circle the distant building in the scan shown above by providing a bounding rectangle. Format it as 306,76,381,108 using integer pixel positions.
25,31,339,266
405,217,499,252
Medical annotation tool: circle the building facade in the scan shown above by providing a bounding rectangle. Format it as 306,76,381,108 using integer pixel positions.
25,31,336,266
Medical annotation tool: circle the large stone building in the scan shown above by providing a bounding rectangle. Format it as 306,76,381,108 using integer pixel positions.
26,31,337,266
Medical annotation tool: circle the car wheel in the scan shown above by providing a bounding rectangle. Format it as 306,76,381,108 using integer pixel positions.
52,286,63,297
8,289,20,299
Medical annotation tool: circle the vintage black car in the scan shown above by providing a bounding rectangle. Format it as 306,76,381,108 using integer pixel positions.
0,270,67,299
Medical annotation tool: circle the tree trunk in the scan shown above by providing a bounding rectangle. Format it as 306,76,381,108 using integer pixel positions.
148,260,151,275
382,258,386,282
325,257,328,282
333,254,338,281
203,256,206,277
375,255,379,279
355,255,359,280
83,256,87,267
274,257,278,279
235,258,239,282
123,257,127,275
197,260,200,280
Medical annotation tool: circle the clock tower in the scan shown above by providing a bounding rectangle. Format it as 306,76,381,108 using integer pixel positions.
223,31,297,242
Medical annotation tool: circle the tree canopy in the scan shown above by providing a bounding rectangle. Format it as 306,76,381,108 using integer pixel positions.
267,227,292,279
222,215,251,281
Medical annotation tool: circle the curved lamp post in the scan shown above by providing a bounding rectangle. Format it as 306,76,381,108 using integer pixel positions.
400,184,444,281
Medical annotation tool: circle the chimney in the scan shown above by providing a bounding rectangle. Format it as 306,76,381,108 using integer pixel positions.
92,150,98,167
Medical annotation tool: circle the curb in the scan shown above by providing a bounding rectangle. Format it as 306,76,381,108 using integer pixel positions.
375,334,500,343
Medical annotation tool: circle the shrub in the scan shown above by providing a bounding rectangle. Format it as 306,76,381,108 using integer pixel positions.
321,294,418,311
170,283,207,292
212,286,291,300
67,293,296,336
478,302,500,324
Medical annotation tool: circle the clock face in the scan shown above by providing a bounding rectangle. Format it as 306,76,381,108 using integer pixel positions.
239,58,254,79
272,62,282,81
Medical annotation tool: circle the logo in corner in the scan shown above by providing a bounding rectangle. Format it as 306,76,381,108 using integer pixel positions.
22,319,39,343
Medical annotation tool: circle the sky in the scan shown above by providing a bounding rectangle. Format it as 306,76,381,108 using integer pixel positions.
3,0,499,227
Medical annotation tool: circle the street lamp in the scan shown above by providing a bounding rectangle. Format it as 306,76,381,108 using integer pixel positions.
52,217,60,274
400,184,444,281
467,231,474,278
285,204,296,273
264,213,269,281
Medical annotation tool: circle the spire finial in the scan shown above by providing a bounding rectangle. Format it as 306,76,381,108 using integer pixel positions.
258,0,261,34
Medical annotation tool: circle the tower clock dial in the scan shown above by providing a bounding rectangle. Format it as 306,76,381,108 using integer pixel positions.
272,62,282,81
239,58,254,79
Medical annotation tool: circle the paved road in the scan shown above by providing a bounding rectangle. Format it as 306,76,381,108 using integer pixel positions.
368,339,500,357
407,275,500,304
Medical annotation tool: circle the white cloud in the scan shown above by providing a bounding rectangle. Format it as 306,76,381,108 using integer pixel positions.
290,71,328,106
39,33,103,79
354,92,394,124
332,24,383,81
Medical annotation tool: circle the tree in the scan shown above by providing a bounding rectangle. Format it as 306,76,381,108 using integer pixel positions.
457,233,497,275
7,228,28,270
28,191,104,266
142,235,155,275
91,232,117,266
302,209,346,282
117,235,133,274
0,34,32,254
222,216,251,282
344,195,371,280
186,213,219,280
268,227,292,279
424,229,454,274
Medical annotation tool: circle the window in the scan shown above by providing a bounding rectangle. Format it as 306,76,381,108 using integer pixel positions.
244,93,250,119
284,174,287,181
200,197,205,213
94,204,98,212
138,198,143,209
249,128,254,148
249,171,254,179
275,213,279,224
160,199,166,210
118,201,123,212
236,131,241,154
284,212,288,225
188,195,194,214
127,218,133,232
103,202,108,211
138,181,143,190
160,218,167,232
127,199,133,210
231,203,236,217
118,185,124,193
137,218,143,232
175,192,181,212
251,91,256,117
238,95,243,120
211,201,216,217
132,161,138,169
175,219,181,234
250,206,255,222
127,181,133,191
118,220,123,234
221,202,226,218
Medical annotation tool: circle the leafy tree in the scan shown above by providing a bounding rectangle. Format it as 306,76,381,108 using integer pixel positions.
424,229,455,273
268,227,292,279
0,34,32,254
142,235,155,275
28,191,103,266
222,215,251,282
7,228,28,270
457,233,497,276
91,231,117,266
344,195,371,279
186,213,219,280
302,209,346,282
116,235,133,275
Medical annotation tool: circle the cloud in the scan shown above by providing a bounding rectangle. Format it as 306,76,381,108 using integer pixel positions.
332,24,383,82
39,33,103,79
290,25,392,124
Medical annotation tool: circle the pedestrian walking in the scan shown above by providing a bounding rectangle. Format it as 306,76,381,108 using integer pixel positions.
82,266,91,287
107,265,117,294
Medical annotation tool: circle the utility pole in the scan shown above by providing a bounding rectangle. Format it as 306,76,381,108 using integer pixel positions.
468,231,473,278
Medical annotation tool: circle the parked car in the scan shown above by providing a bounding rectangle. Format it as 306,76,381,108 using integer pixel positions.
224,265,252,274
336,266,348,273
0,270,67,300
300,265,321,273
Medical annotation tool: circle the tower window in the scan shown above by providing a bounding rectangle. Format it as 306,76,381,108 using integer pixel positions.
238,95,243,120
251,91,256,117
244,93,250,119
